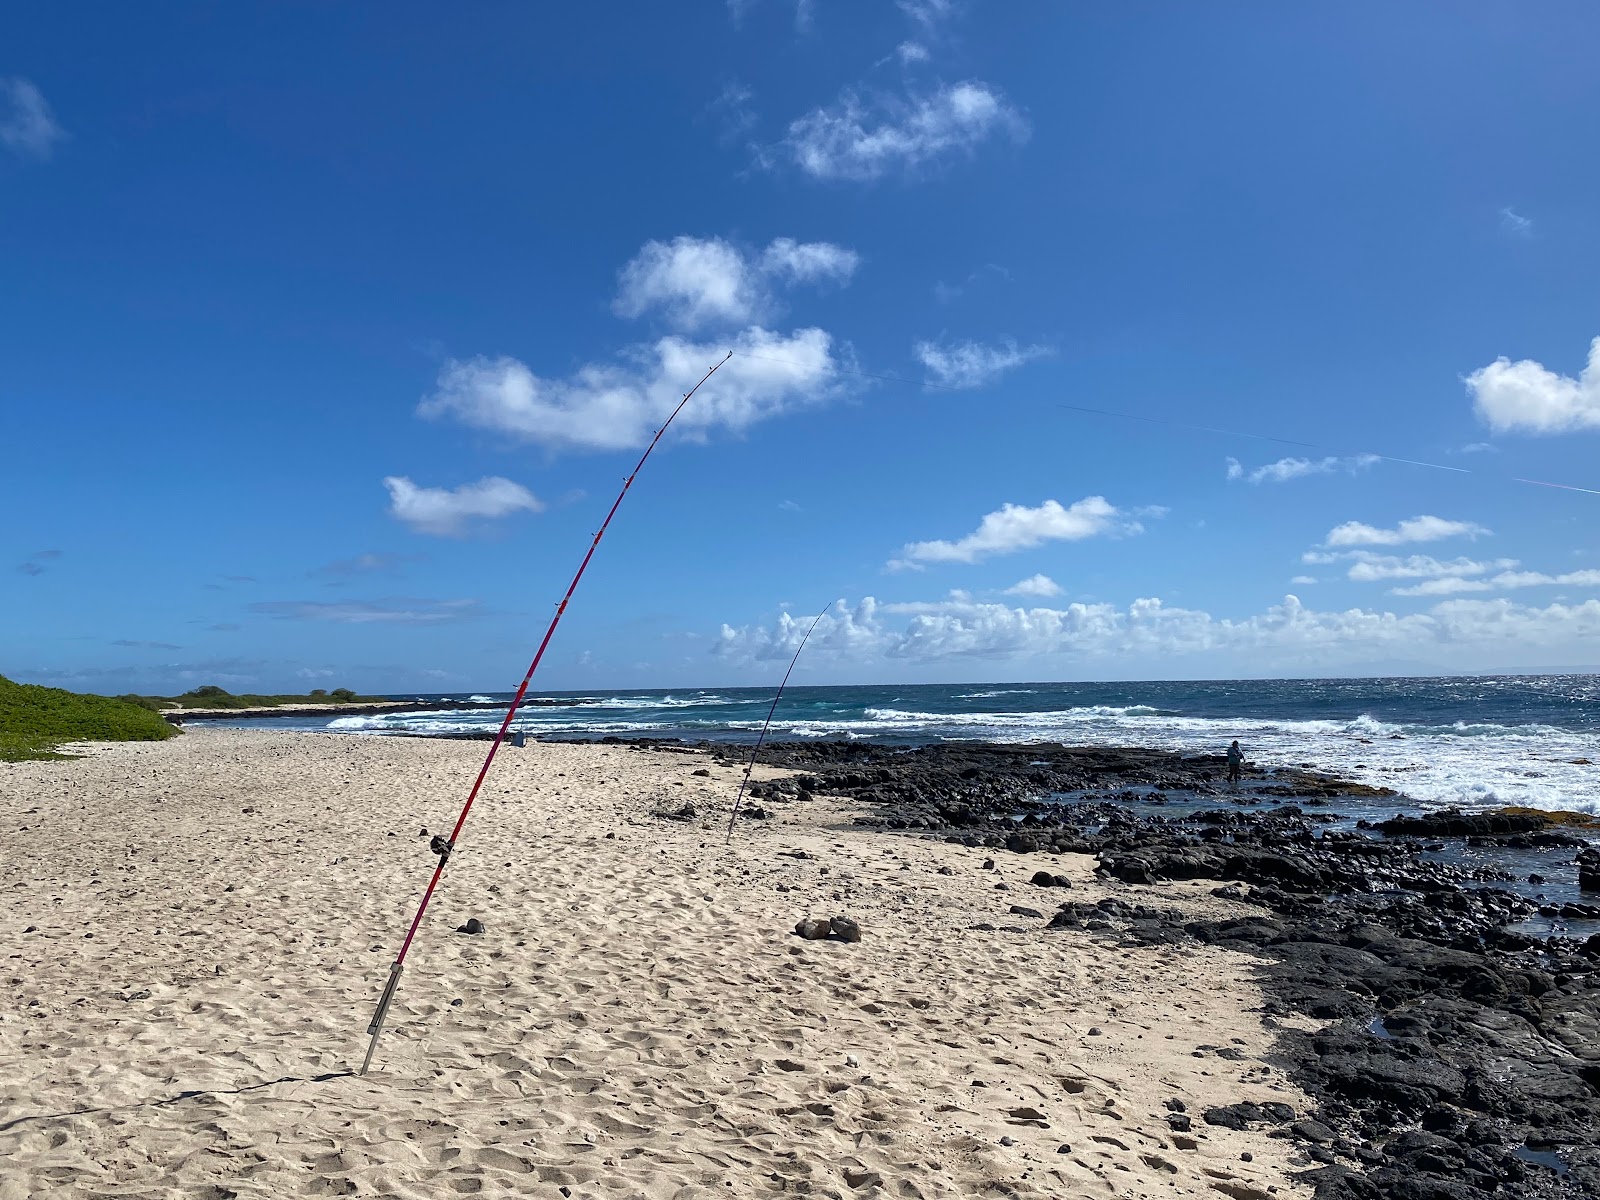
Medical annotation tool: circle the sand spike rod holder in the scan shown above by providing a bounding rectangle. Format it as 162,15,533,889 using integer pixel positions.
357,352,730,1077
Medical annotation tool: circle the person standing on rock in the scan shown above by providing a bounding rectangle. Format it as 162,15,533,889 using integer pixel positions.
1226,740,1244,784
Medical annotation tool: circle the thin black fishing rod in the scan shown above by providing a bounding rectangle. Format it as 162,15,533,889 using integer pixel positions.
359,350,733,1077
725,601,835,841
735,350,1600,497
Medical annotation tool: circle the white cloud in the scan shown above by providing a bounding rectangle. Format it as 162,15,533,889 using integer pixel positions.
0,78,64,159
1495,569,1600,589
1004,573,1062,598
420,326,841,452
614,236,758,329
898,0,957,28
251,598,481,624
892,496,1140,568
716,592,1600,667
1500,207,1533,237
895,41,931,63
1394,567,1600,597
383,476,543,536
1324,515,1491,547
913,337,1050,389
613,235,857,330
1225,454,1379,484
1290,575,1317,585
758,237,860,286
1467,336,1600,435
1335,553,1516,582
1389,577,1493,598
782,81,1027,182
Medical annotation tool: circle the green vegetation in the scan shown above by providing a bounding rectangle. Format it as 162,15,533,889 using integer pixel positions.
119,685,376,711
1,674,180,762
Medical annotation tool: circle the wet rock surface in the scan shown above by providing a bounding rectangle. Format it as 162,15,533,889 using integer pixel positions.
693,739,1600,1199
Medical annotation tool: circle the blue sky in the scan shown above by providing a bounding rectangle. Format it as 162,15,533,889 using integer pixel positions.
5,2,1600,694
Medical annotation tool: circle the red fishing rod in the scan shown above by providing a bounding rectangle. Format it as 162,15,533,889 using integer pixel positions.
725,600,834,841
360,350,732,1076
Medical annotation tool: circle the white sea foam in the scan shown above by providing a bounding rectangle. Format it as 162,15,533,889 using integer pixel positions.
318,692,1599,815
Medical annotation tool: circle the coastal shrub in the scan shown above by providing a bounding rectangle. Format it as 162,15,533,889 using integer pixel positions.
0,674,179,761
330,688,356,702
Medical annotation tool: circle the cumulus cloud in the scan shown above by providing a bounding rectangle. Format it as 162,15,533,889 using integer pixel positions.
891,497,1141,568
717,592,1600,666
780,80,1027,182
1324,515,1491,547
1,78,64,159
1004,573,1062,598
1467,336,1600,435
716,598,886,662
913,337,1050,389
1225,454,1379,484
383,476,543,536
613,235,857,330
1290,575,1317,585
420,327,842,452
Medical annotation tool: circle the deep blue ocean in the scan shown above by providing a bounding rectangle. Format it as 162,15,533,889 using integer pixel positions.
212,674,1600,814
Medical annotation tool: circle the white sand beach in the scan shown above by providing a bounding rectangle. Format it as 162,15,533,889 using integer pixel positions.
2,729,1320,1199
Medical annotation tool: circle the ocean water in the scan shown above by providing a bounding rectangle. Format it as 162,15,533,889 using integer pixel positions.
209,675,1600,815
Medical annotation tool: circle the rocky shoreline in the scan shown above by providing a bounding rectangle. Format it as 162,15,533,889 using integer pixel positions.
685,739,1600,1199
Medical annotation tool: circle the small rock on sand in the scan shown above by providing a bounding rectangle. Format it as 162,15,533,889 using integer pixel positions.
829,916,862,943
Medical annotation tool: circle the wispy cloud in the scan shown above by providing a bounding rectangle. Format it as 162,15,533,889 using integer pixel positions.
16,549,62,576
708,82,759,145
933,262,1009,303
312,552,423,579
250,598,482,624
777,80,1027,182
1324,515,1490,547
1302,550,1517,582
1467,335,1600,435
111,639,183,650
897,0,958,30
383,476,543,536
913,337,1049,389
1225,454,1379,484
1499,206,1533,238
1,78,65,159
890,496,1142,569
1392,567,1600,598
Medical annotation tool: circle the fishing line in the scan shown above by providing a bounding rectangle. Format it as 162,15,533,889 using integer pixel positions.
359,351,733,1077
725,600,836,842
735,351,1600,497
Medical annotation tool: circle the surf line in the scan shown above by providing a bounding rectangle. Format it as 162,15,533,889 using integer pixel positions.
725,600,836,842
359,351,733,1077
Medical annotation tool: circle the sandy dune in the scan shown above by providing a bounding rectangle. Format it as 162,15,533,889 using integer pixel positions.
2,729,1319,1198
